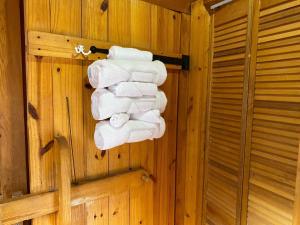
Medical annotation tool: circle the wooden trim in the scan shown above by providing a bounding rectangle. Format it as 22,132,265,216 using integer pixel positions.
201,12,214,225
237,0,257,224
240,0,260,224
141,0,191,13
294,139,300,225
27,31,183,70
0,169,151,225
55,136,72,225
184,2,211,225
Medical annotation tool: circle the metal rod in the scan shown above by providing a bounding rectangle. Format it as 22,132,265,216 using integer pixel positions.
89,46,190,70
210,0,232,9
66,97,77,184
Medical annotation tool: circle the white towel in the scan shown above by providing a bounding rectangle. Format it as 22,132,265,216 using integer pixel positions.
108,82,158,97
108,46,153,61
91,89,167,120
131,109,161,123
110,113,130,128
88,60,130,88
94,118,166,150
87,59,167,88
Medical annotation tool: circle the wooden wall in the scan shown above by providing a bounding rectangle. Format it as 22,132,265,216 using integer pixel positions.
189,0,300,225
0,0,27,200
24,0,190,225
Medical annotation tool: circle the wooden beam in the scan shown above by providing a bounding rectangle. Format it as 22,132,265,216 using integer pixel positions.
55,136,72,225
141,0,191,13
0,169,151,225
27,31,184,70
0,0,27,200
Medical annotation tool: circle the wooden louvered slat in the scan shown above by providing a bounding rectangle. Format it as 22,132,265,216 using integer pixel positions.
203,1,250,223
246,1,300,224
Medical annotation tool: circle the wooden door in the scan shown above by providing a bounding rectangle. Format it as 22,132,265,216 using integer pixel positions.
203,0,300,224
203,0,251,224
245,0,300,224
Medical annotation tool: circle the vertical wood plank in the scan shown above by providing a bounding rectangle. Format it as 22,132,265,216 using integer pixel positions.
50,1,85,224
25,0,55,224
82,0,109,180
109,191,130,225
55,136,72,225
185,1,211,225
241,0,260,224
108,1,131,225
175,12,191,225
51,0,84,181
151,5,181,225
108,0,131,176
294,141,300,225
86,197,109,225
129,2,153,225
0,0,27,200
72,205,86,225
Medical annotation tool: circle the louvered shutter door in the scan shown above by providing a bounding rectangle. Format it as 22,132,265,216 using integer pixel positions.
247,1,300,224
204,1,250,224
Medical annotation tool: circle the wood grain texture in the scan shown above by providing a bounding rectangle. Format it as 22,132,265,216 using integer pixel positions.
150,5,181,225
203,0,250,224
294,141,300,225
129,2,154,225
175,12,191,225
184,2,211,225
82,0,109,180
55,136,72,225
0,0,27,200
107,0,131,179
0,169,150,225
246,1,300,224
141,0,191,13
24,1,184,225
25,1,55,224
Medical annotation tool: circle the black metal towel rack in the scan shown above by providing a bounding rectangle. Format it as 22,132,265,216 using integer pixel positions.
89,46,190,71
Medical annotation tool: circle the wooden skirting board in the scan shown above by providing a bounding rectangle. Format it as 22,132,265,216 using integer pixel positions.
27,31,185,70
0,135,152,225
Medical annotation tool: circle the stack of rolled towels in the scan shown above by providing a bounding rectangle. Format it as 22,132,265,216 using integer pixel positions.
88,46,168,150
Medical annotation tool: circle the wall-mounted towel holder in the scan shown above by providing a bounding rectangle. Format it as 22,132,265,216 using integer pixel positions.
89,46,190,70
27,31,190,71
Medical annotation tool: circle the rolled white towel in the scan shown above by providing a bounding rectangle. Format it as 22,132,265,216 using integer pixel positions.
87,59,167,88
88,59,130,88
112,60,167,86
108,82,158,97
91,89,167,120
94,118,166,150
108,46,153,61
131,109,161,123
110,113,130,128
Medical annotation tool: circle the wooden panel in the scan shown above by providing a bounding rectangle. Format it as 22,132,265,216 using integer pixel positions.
294,144,300,225
246,1,300,224
129,2,154,225
0,0,27,199
86,197,109,225
141,0,190,13
203,0,250,224
214,0,248,27
25,1,55,225
175,12,191,225
150,5,181,225
0,169,150,225
24,1,182,225
82,0,109,179
183,1,211,225
55,136,72,225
